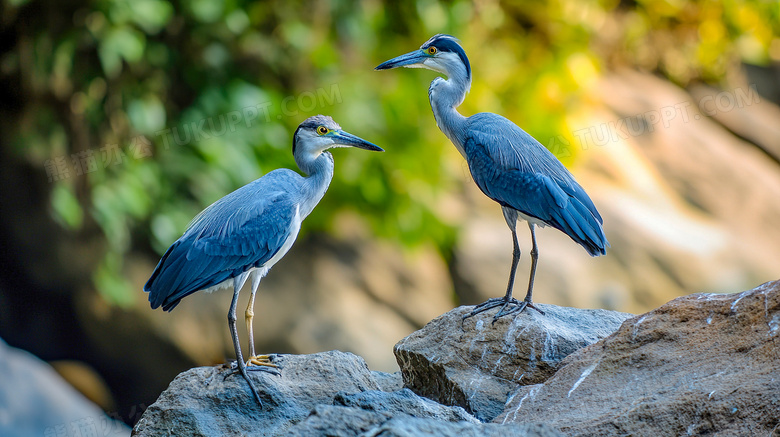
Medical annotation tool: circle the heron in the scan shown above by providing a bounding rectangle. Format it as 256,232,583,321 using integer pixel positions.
376,35,608,321
144,115,383,404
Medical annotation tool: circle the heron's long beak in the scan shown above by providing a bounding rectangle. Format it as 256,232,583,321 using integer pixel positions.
333,131,384,152
375,50,427,70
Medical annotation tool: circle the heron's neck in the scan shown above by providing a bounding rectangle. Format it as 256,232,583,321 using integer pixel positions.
429,71,470,158
297,151,334,218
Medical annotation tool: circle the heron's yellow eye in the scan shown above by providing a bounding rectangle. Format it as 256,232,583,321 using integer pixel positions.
426,46,437,55
317,126,328,135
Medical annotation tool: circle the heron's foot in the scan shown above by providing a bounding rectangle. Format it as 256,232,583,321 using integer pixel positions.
224,361,264,406
462,296,544,324
495,297,545,322
228,358,281,376
247,355,281,376
247,354,278,367
462,297,518,322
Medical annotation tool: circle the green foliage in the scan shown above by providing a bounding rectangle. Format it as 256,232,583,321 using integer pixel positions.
4,0,778,305
50,183,84,230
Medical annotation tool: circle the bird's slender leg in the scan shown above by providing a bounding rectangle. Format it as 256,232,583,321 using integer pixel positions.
526,223,540,305
505,224,521,301
464,209,544,322
503,223,545,317
245,272,259,359
491,222,524,320
464,208,521,320
244,271,278,370
227,272,263,405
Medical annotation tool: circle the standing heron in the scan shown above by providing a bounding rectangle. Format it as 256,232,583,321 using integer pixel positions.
144,115,383,404
376,35,608,320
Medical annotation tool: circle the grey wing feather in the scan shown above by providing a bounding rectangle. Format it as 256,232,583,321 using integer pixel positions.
464,113,608,256
144,170,301,310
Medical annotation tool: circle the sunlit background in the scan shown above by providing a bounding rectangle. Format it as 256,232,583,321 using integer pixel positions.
1,0,779,433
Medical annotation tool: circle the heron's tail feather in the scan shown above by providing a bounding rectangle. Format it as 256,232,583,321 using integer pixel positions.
144,240,213,311
145,238,238,311
550,198,609,257
144,241,188,310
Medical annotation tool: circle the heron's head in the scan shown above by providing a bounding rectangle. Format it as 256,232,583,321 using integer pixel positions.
375,34,471,81
293,115,383,159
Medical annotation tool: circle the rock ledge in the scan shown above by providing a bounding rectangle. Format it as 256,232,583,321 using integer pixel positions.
133,281,780,436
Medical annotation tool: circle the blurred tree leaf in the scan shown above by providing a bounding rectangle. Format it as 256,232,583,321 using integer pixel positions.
51,183,84,230
98,26,146,77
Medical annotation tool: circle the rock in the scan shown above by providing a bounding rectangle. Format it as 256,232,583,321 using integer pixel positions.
136,281,779,436
495,280,780,436
286,405,562,437
334,389,480,423
286,405,391,436
360,418,562,437
371,370,404,392
132,351,380,436
394,304,632,421
133,348,564,436
0,338,129,437
287,388,483,436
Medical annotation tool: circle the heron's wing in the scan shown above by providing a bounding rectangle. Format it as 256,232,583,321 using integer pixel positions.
145,171,301,310
463,117,608,256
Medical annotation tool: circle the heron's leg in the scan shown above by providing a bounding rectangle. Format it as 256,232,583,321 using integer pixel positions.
490,224,527,320
463,209,523,320
504,224,521,301
245,272,260,359
227,273,263,405
464,210,546,323
244,272,279,370
503,223,545,317
525,223,540,303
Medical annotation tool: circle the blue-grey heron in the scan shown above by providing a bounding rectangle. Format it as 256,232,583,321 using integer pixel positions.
376,35,608,320
144,115,383,404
